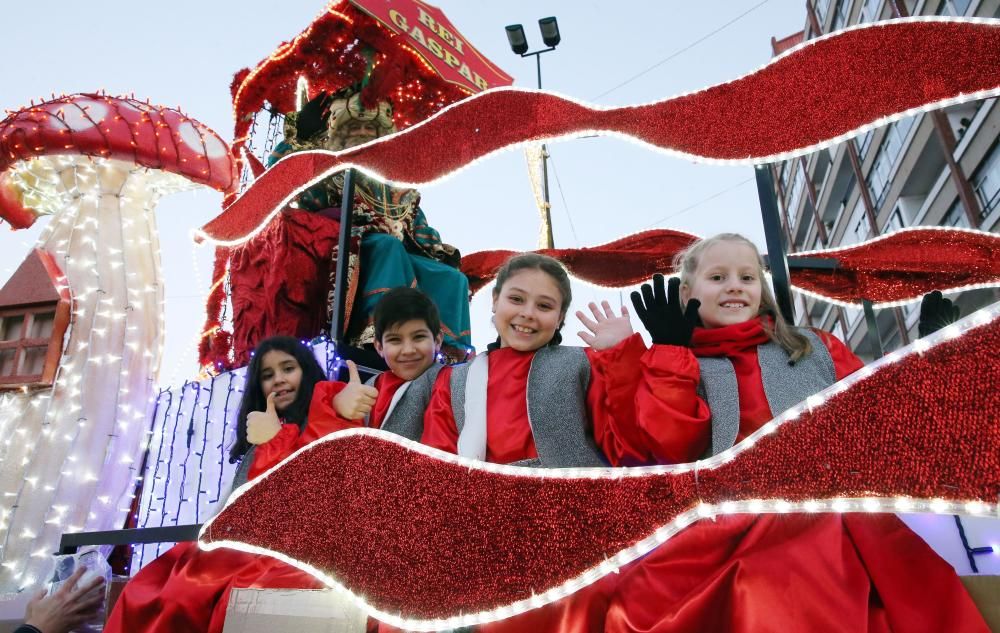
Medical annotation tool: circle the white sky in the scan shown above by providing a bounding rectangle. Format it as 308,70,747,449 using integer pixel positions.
0,0,807,383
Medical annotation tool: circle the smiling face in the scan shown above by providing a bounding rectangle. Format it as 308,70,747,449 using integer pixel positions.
374,319,442,381
681,241,763,329
258,350,304,413
492,269,565,351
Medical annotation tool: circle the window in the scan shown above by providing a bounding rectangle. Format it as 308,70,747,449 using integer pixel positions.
859,0,882,22
844,306,863,330
0,249,71,390
0,307,61,386
973,143,1000,221
883,207,906,234
937,0,972,15
786,166,805,229
866,116,915,209
832,0,852,30
814,0,832,24
855,129,875,161
844,196,873,246
940,198,971,228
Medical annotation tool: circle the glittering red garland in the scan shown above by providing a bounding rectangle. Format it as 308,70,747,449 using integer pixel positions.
199,19,1000,244
461,229,700,294
197,247,232,372
787,227,1000,305
461,227,1000,305
202,308,1000,625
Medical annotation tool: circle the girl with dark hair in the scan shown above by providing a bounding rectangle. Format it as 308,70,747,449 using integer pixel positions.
106,336,337,633
228,335,328,486
598,234,989,632
419,253,645,633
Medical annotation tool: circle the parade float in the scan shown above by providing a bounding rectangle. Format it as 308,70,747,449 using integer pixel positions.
0,0,996,629
0,95,237,592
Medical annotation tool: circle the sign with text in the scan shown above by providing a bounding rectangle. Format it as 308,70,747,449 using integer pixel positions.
351,0,514,93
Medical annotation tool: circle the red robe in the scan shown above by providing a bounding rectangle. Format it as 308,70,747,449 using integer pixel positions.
599,319,989,633
420,339,646,633
308,370,410,433
105,383,348,633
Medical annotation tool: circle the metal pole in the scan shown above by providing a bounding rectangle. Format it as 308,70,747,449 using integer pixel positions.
754,165,795,323
862,299,883,359
330,169,356,347
536,53,554,249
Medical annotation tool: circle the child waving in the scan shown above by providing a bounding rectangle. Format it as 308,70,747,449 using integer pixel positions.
602,234,988,633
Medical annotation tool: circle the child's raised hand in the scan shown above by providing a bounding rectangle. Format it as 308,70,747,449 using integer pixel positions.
247,392,283,445
576,300,634,350
918,290,960,337
333,360,379,420
630,274,701,346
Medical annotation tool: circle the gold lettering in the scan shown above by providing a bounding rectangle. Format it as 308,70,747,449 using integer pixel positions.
443,49,460,68
474,74,488,91
389,9,408,31
417,7,437,31
436,25,457,48
426,37,444,59
417,6,464,53
409,24,428,49
458,62,474,83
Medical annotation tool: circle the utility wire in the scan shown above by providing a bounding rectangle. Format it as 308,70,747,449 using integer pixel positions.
548,155,581,247
591,0,772,101
642,177,755,230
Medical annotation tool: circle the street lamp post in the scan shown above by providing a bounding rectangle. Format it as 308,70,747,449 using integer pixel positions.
506,18,561,249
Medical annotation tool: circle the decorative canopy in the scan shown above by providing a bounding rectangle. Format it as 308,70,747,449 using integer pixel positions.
229,0,512,188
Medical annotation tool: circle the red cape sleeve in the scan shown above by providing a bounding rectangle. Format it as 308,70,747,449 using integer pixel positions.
586,334,649,465
298,380,364,448
814,329,865,380
248,423,300,479
599,343,711,466
420,366,458,454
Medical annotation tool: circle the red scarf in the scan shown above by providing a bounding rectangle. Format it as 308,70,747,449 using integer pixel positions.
690,317,771,358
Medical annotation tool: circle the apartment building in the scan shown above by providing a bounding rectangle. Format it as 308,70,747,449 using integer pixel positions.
771,0,1000,361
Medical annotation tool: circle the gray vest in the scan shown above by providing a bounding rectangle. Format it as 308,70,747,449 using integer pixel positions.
698,329,835,456
450,346,606,468
363,363,444,441
230,446,254,491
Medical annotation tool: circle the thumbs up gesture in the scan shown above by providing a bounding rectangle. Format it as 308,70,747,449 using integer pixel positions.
333,360,379,420
247,392,283,445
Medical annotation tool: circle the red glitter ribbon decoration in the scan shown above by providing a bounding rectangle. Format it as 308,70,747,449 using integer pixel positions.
461,228,1000,305
787,227,1000,305
461,229,699,294
198,18,1000,244
201,307,1000,628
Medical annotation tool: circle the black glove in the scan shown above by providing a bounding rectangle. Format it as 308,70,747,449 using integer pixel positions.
295,92,333,142
630,274,701,346
918,290,960,337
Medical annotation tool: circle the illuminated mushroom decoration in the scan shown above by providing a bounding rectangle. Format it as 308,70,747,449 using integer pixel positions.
0,93,236,590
